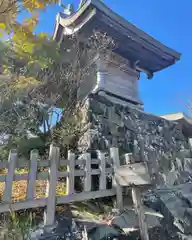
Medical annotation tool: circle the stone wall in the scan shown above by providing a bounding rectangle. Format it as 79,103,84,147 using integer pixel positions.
78,93,192,187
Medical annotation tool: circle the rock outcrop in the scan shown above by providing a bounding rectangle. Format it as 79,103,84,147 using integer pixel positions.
79,93,192,187
144,183,192,239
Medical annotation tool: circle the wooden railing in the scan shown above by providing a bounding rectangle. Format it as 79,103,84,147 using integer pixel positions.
0,145,120,226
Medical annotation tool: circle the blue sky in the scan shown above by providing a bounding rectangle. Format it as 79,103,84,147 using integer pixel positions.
33,0,192,116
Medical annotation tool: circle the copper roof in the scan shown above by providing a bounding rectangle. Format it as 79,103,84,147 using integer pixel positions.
53,0,181,76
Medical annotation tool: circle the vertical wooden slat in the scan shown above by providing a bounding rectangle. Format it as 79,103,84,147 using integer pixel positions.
84,153,91,192
27,150,38,200
44,145,60,226
98,151,106,190
66,151,75,195
3,150,17,203
132,187,149,240
2,150,17,203
110,147,123,210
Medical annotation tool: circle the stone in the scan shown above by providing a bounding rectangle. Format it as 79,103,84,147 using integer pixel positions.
79,94,192,186
178,233,192,240
88,225,125,240
110,210,160,231
144,183,192,238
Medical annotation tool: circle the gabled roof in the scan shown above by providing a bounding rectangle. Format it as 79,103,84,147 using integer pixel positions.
53,0,181,76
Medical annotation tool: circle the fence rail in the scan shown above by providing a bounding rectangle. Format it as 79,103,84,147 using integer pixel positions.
0,145,120,226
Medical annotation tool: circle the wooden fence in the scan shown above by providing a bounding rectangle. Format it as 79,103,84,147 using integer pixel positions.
0,145,120,226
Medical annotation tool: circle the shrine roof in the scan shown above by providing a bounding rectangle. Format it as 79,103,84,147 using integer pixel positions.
161,112,192,137
53,0,181,76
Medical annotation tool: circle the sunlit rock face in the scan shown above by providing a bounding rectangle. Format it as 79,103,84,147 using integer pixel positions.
78,93,192,187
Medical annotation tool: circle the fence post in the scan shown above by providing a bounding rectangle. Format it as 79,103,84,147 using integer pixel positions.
132,187,149,240
130,145,149,240
44,145,60,227
110,147,123,210
98,151,106,190
84,153,91,192
27,150,38,200
3,150,17,203
66,151,75,195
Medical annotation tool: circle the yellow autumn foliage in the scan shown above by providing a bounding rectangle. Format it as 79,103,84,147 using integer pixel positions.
12,21,38,57
14,76,40,90
0,0,59,91
3,75,41,95
0,0,59,32
23,0,59,11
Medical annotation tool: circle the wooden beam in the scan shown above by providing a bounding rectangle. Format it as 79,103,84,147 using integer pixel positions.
58,189,116,204
0,189,116,214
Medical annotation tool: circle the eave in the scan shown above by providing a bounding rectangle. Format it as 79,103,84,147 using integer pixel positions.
53,0,181,75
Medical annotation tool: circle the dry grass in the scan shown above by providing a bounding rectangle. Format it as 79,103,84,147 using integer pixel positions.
0,168,67,202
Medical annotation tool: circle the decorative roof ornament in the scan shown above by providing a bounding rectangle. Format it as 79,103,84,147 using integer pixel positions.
59,0,74,16
79,0,103,9
78,0,87,9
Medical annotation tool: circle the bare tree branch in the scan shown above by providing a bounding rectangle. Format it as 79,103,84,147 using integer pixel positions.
0,0,17,14
0,31,115,153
